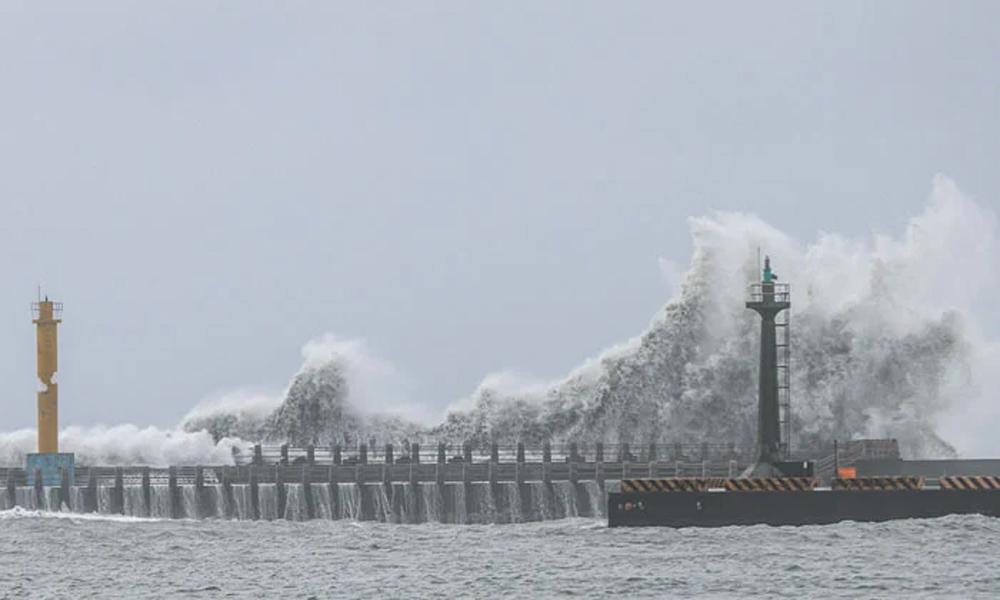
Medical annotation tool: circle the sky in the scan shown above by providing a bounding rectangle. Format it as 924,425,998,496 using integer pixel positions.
1,1,999,430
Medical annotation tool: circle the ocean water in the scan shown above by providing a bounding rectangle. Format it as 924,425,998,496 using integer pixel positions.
2,510,999,598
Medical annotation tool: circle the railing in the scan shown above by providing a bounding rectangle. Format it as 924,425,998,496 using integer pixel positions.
235,442,760,467
813,439,902,481
1,460,753,488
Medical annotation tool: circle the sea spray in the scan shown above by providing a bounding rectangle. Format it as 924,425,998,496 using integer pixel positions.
0,425,246,468
0,177,993,463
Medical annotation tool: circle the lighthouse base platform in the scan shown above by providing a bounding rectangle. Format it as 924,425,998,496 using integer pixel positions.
26,453,75,486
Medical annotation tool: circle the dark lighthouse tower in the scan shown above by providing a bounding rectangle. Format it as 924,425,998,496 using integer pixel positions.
745,256,790,475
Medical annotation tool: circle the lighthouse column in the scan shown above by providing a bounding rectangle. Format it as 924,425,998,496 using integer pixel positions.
27,297,74,488
745,258,790,472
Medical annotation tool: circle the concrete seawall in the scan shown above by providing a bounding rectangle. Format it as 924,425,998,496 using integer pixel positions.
0,459,749,523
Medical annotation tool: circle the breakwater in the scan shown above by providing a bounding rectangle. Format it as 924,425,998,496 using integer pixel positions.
1,477,608,523
0,447,750,523
0,462,742,523
0,441,895,522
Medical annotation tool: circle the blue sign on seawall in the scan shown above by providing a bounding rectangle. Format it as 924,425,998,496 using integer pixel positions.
26,453,75,486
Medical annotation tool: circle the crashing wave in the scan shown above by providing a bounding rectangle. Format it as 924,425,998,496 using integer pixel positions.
0,425,247,467
183,335,427,450
432,175,988,458
1,175,992,464
190,175,979,459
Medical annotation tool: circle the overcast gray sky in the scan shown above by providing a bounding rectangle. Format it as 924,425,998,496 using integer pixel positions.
1,1,999,429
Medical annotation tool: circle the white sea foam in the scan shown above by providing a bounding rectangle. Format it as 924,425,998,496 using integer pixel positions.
0,425,248,467
0,506,163,523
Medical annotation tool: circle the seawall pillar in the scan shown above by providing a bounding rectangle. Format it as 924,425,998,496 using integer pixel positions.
141,467,151,518
168,466,180,519
113,467,124,515
194,466,205,519
328,465,340,520
33,468,43,509
59,467,70,511
5,470,15,508
301,466,314,520
249,468,260,521
86,469,97,513
275,466,286,518
408,463,418,490
220,467,232,519
461,462,473,524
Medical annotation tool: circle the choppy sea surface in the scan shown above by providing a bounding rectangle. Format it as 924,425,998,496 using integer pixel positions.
2,510,1000,599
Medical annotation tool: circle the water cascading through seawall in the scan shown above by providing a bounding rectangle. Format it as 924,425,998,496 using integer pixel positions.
1,480,610,523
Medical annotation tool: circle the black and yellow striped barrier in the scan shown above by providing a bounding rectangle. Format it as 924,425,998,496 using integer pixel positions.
619,478,714,493
831,476,923,491
939,476,1000,491
723,477,817,492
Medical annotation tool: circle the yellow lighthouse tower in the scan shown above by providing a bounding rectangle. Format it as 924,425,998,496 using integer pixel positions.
34,298,61,453
27,296,74,486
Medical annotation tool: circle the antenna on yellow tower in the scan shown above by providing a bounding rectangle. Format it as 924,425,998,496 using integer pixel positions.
27,293,74,486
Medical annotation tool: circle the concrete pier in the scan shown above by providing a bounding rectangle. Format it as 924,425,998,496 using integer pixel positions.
1,440,888,521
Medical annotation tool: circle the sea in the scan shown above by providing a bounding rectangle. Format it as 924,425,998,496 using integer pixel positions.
2,509,1000,599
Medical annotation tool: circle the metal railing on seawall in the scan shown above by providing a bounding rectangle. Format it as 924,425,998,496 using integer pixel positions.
236,441,756,467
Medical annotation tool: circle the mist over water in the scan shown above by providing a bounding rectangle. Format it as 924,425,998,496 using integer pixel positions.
1,176,995,464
